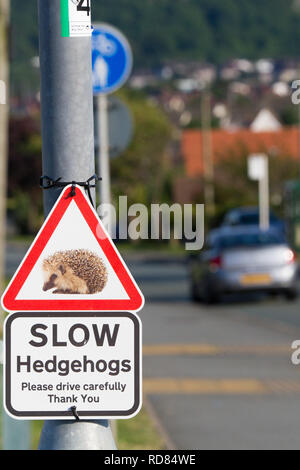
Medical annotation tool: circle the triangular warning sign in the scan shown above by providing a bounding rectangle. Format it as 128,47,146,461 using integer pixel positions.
2,185,144,313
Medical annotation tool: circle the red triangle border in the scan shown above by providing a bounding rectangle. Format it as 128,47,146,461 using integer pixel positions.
2,186,144,313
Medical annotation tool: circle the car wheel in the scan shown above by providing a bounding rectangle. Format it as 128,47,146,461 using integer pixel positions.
203,289,221,305
269,291,280,298
190,281,201,302
284,288,298,301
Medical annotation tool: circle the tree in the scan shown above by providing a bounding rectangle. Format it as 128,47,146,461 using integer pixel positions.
212,152,300,226
8,115,43,233
111,90,172,207
10,0,300,94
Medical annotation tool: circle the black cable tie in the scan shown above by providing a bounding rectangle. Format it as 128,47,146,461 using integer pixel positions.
40,175,62,189
71,406,80,422
71,181,76,197
40,174,102,207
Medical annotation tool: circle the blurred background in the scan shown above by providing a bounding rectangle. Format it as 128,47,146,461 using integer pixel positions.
6,0,300,237
2,0,300,450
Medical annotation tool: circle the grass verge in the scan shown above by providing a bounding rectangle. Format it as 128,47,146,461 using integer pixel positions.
117,407,166,450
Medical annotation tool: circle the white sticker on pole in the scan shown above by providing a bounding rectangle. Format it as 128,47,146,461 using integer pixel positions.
4,312,142,420
61,0,92,38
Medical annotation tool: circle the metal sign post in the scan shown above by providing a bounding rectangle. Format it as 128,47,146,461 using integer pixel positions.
248,154,270,231
37,0,116,449
107,96,134,159
259,156,270,231
92,24,133,235
94,96,134,159
98,93,112,234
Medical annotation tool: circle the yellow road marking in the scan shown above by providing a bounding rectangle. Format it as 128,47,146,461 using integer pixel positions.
143,378,267,395
143,378,300,395
143,344,219,356
143,344,299,395
143,344,291,356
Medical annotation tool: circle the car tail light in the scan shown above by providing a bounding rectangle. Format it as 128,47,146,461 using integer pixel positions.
209,255,222,270
285,249,296,264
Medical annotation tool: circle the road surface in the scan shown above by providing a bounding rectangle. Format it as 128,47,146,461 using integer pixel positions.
129,253,300,450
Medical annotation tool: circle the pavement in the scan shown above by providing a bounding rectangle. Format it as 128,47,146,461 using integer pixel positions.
5,243,300,450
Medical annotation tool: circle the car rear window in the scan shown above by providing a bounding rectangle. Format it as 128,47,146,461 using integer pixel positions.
216,232,284,249
238,214,259,225
228,213,279,225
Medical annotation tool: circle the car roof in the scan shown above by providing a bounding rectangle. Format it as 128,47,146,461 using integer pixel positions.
209,224,283,238
224,207,278,217
226,207,259,214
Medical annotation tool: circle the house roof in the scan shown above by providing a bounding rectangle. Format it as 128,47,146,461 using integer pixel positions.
250,108,282,132
182,127,300,177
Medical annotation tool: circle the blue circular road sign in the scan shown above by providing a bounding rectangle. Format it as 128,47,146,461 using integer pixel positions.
92,23,133,95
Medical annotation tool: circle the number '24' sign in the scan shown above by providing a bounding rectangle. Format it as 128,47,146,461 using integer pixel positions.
75,0,90,16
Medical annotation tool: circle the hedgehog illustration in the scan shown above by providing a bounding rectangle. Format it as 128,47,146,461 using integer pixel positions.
42,249,108,294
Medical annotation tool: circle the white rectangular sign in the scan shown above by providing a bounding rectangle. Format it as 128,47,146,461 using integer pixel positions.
61,0,92,38
4,312,142,420
248,154,267,181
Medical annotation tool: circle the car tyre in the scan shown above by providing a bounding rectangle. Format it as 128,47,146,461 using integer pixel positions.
203,288,221,305
284,288,298,301
190,281,201,302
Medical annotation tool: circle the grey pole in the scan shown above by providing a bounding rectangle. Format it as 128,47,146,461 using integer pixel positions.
97,94,112,234
201,88,215,217
38,0,96,216
37,0,116,450
259,155,270,231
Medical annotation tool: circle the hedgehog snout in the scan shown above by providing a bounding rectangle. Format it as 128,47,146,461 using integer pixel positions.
43,273,58,291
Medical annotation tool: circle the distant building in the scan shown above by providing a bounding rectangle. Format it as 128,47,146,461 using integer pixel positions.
233,59,254,74
229,82,251,96
176,78,201,93
279,68,298,83
129,72,158,89
272,82,290,97
220,66,240,81
181,127,300,178
250,108,282,132
256,59,274,75
192,64,216,85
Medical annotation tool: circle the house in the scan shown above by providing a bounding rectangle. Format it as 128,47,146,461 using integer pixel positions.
181,127,300,178
250,108,282,132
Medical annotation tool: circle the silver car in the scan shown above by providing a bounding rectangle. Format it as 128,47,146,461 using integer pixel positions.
189,226,298,303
